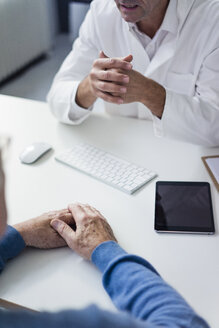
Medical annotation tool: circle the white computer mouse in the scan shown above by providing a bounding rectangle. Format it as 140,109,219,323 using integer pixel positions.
19,142,52,164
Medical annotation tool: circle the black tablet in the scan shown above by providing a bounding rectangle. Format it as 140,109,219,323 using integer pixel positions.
155,181,215,234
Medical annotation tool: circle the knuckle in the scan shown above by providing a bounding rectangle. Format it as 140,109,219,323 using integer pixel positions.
58,210,65,216
108,93,116,101
109,58,115,65
119,75,126,82
80,212,88,222
112,85,120,92
93,59,99,67
68,203,73,209
99,81,106,91
95,214,101,221
102,93,111,101
115,75,122,82
103,71,109,80
74,202,81,209
96,91,111,103
84,203,92,210
59,223,66,235
90,69,96,80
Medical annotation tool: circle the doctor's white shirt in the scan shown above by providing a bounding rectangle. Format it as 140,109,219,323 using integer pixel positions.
47,0,219,146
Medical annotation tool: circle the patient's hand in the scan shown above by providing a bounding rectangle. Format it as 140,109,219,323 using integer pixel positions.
51,203,117,260
14,209,74,248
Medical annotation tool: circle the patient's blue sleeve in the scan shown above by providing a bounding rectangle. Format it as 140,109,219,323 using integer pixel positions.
0,229,209,328
0,226,25,273
92,241,209,328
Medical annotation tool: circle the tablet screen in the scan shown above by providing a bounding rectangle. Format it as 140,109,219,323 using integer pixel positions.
155,181,215,234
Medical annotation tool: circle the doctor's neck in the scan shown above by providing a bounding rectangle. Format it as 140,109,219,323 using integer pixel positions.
137,0,169,38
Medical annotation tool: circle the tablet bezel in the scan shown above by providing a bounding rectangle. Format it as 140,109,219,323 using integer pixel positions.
154,181,215,235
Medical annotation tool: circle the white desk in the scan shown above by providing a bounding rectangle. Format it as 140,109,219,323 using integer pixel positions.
0,95,218,327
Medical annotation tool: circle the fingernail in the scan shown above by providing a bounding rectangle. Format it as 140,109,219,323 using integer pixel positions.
118,99,123,104
120,87,126,93
126,64,132,69
123,77,129,83
51,219,60,230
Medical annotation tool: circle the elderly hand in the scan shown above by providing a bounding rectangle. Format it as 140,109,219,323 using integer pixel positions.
50,203,117,260
14,209,74,249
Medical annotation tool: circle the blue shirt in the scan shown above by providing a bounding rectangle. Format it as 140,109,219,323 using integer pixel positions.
0,226,209,327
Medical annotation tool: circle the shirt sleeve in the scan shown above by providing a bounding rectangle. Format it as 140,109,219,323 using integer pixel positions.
47,2,100,125
91,241,209,328
0,305,150,328
154,48,219,146
0,225,25,273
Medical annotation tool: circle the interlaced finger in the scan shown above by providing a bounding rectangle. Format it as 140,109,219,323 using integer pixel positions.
98,70,129,84
94,58,132,70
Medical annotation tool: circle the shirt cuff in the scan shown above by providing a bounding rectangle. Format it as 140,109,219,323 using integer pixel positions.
158,88,186,140
161,88,175,123
151,88,173,138
152,114,163,137
68,81,93,122
0,225,26,262
91,241,127,273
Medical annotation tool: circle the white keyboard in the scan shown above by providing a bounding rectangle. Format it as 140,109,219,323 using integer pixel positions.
55,144,157,194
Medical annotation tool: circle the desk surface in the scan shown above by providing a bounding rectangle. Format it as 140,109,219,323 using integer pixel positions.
0,95,218,327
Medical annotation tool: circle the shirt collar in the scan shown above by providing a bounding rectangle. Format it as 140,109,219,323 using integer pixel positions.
161,0,178,35
128,0,179,37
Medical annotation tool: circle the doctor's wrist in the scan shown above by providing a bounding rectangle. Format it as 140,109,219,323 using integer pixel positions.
141,78,166,119
76,76,97,109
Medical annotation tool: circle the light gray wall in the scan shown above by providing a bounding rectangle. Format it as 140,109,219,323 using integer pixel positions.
46,0,59,41
69,2,90,42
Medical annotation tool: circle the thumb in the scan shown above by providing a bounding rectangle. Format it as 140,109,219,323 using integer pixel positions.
51,219,75,247
122,54,133,63
99,50,108,59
